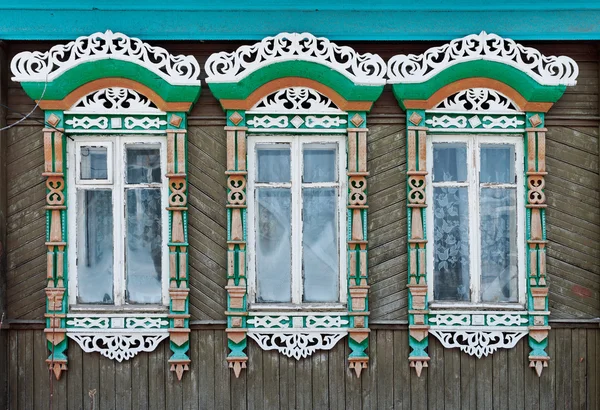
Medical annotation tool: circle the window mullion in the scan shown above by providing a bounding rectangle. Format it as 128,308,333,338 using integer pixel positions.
291,138,303,304
471,137,482,303
114,136,124,306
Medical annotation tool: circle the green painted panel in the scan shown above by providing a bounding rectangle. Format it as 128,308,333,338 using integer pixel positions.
391,61,567,108
208,61,383,104
19,60,200,103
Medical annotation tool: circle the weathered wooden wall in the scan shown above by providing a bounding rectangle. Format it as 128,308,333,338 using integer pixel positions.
1,41,599,409
2,327,599,410
0,40,9,410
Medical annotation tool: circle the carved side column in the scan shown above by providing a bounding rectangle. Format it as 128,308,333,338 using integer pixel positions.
347,123,370,378
43,113,68,380
167,120,191,381
525,114,550,377
224,114,249,377
406,111,430,377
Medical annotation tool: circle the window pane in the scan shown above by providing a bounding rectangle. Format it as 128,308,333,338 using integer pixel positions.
126,146,161,184
433,187,470,301
256,188,292,302
303,188,338,302
257,145,291,183
480,144,515,183
77,189,114,303
433,143,468,182
480,188,518,302
80,146,108,180
126,188,162,303
303,144,337,183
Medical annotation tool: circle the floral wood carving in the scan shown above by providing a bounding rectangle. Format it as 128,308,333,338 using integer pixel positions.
250,87,341,113
434,88,519,112
247,331,347,360
205,32,386,85
388,31,578,86
69,87,161,113
429,329,528,358
11,30,201,85
68,333,169,362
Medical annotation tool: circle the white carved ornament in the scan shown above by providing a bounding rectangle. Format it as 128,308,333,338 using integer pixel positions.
388,31,578,86
65,117,108,130
250,87,342,113
434,88,519,112
429,312,528,327
205,32,386,85
247,315,349,359
11,30,201,86
429,329,528,359
248,331,347,360
68,333,168,362
425,115,525,130
68,87,161,113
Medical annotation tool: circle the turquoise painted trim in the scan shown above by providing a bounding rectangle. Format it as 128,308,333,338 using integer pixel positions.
208,61,383,104
2,3,600,40
391,61,567,109
18,60,200,104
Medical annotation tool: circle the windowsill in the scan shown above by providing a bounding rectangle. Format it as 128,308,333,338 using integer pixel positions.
428,302,526,311
68,304,169,314
248,303,347,314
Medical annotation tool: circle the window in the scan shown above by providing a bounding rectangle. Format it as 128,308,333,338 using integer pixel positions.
68,136,169,306
427,135,525,306
247,135,347,306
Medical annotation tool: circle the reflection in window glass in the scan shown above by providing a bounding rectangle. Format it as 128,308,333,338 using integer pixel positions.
126,188,162,303
480,188,518,302
126,147,161,184
303,145,337,183
433,143,468,182
480,144,515,184
303,188,338,302
256,188,292,302
77,189,114,304
80,146,108,180
433,187,470,301
257,146,291,183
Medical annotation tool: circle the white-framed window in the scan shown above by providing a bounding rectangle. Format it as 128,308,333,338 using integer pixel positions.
426,135,526,307
247,135,347,307
67,135,169,307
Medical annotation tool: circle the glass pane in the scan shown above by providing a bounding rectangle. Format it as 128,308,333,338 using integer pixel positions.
433,143,468,182
257,145,291,183
480,188,518,302
480,144,515,184
303,144,337,183
77,189,114,303
80,146,108,180
433,187,470,301
126,146,161,184
126,188,162,303
303,188,338,302
256,188,292,302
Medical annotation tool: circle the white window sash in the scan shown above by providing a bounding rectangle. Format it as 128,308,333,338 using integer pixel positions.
426,134,526,307
247,134,347,308
67,135,169,307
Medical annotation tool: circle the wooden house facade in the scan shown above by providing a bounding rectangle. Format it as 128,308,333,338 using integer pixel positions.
0,4,599,409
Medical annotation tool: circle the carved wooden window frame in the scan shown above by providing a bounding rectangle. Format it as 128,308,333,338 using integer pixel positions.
10,31,201,380
387,32,578,377
246,134,348,307
205,32,387,377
